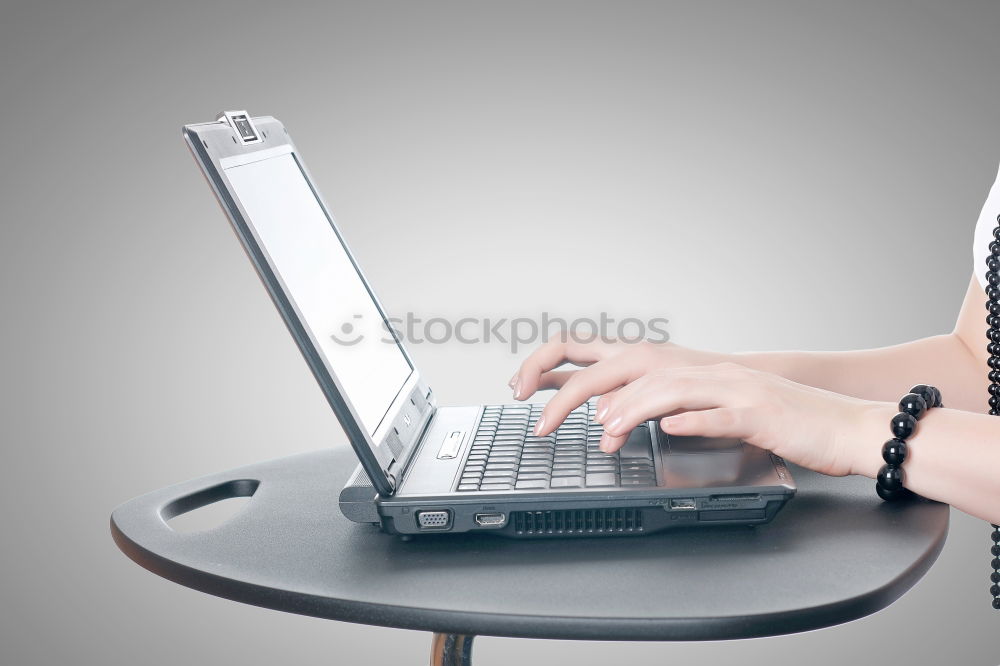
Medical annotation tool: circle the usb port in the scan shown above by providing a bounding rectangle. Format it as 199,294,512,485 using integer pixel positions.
669,498,697,510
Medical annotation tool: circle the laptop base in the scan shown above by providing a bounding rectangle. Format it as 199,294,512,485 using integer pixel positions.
341,463,793,538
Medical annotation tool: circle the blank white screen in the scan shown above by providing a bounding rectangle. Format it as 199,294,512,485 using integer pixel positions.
225,152,412,435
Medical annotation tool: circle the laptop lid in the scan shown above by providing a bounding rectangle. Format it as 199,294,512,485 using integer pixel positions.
183,112,434,496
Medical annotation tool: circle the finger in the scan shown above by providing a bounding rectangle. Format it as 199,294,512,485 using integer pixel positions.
534,359,643,436
535,370,577,391
597,430,630,453
599,374,735,450
594,387,622,418
660,407,757,440
511,336,616,400
598,364,739,426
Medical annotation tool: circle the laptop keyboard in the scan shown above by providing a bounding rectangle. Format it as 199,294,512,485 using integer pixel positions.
457,402,657,492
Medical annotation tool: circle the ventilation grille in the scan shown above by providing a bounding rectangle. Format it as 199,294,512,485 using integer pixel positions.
511,509,643,535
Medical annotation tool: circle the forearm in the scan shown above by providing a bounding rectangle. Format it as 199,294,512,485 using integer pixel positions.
734,334,988,413
848,403,1000,524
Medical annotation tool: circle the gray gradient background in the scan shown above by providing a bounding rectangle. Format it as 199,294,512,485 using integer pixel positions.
2,1,999,663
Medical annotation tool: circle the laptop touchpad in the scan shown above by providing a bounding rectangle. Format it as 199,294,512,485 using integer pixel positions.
658,434,745,487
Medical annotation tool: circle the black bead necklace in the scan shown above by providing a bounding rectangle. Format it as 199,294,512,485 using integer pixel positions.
984,215,1000,610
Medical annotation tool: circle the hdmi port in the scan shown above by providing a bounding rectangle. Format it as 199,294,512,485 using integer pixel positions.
474,513,506,527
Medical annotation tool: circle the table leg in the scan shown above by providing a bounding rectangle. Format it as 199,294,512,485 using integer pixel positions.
430,633,475,666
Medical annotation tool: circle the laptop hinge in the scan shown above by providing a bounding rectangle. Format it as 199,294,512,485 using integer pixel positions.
385,400,437,491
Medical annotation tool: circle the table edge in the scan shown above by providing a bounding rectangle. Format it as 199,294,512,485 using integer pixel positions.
110,508,948,642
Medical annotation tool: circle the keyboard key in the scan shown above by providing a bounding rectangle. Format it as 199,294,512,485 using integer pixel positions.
556,442,585,449
480,482,514,491
521,451,553,459
484,469,517,478
489,447,522,456
619,426,654,460
550,476,583,488
586,473,619,487
515,479,549,489
585,449,613,457
620,469,654,478
554,451,585,459
621,477,655,487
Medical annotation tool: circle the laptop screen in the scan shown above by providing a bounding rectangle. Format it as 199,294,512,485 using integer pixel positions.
224,151,413,436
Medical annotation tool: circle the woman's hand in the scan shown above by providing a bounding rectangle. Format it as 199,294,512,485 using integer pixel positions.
509,337,725,401
510,338,881,478
598,363,881,476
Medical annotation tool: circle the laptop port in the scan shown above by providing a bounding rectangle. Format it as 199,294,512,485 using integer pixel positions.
474,513,506,527
416,510,452,530
669,498,697,510
709,493,760,503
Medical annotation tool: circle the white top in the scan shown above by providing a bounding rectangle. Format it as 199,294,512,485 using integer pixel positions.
973,164,1000,290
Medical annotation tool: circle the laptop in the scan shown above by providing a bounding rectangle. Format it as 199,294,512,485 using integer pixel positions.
183,111,796,538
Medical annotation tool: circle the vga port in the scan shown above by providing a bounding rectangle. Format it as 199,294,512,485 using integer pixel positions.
416,510,452,530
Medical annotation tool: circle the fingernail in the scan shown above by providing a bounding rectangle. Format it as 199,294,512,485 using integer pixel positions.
596,404,608,421
662,415,682,430
605,416,622,434
599,435,611,452
513,380,522,400
533,416,546,436
508,373,518,388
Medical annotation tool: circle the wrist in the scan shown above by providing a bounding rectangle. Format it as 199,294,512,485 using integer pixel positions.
732,350,793,377
845,401,896,478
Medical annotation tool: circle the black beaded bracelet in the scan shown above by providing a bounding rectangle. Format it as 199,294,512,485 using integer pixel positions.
875,384,941,501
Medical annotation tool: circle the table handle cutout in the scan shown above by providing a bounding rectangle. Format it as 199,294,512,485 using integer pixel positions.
161,479,260,532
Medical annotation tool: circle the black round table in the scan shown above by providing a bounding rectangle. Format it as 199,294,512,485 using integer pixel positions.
111,446,948,665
